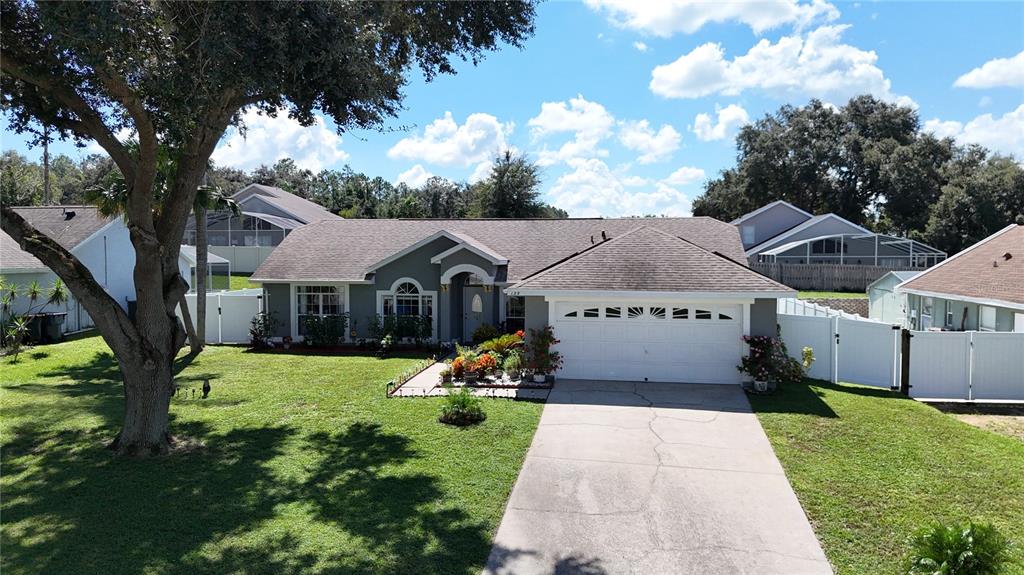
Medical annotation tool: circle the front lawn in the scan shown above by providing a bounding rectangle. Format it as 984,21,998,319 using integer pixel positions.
0,336,542,575
750,380,1024,574
797,291,867,299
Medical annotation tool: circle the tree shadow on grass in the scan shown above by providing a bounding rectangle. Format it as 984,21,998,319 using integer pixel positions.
296,422,497,574
2,420,501,575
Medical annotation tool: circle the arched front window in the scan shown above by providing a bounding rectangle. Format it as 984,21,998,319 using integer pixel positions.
381,279,435,339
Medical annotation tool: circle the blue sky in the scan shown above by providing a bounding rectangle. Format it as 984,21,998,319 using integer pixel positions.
3,1,1023,217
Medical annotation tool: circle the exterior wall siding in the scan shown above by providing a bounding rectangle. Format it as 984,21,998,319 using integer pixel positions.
524,296,549,336
741,203,810,248
749,298,778,337
907,293,1017,332
263,283,291,338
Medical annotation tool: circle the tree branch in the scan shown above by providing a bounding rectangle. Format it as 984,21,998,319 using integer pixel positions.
0,55,138,182
1,206,141,354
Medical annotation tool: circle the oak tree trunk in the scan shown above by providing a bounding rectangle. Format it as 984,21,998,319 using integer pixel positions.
108,353,176,455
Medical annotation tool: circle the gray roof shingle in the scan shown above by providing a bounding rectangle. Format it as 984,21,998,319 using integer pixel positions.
3,206,114,272
253,217,751,283
234,184,341,224
510,226,792,293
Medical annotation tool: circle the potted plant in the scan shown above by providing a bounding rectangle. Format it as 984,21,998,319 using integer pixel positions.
282,335,292,350
439,365,453,384
476,353,498,379
451,356,465,381
737,335,804,393
459,348,480,385
502,350,524,381
526,326,562,384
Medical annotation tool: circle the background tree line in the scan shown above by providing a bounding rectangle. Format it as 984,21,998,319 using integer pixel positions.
693,95,1024,254
2,148,567,220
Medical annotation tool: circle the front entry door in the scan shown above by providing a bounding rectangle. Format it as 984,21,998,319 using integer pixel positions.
463,286,486,342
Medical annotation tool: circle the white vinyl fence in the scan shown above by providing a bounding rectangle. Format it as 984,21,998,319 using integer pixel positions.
177,288,263,344
909,331,1024,401
778,298,864,319
778,308,1024,401
777,314,898,388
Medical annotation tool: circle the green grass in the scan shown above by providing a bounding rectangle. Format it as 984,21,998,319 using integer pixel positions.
750,380,1024,575
229,273,259,290
798,291,867,299
0,336,542,575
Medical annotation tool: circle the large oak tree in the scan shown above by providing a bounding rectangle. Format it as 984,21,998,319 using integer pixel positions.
1,0,536,455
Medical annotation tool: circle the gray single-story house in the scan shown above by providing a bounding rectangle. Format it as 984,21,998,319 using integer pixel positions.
251,218,795,384
734,200,946,267
184,183,342,273
897,224,1023,332
867,270,921,326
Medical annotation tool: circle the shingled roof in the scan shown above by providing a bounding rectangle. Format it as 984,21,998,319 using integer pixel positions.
252,217,747,283
510,226,792,294
234,184,340,224
898,224,1024,307
2,206,115,272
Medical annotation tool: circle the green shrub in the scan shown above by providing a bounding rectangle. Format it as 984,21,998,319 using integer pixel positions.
907,522,1012,575
439,386,486,426
249,312,280,349
479,332,524,360
472,323,500,344
502,350,524,377
302,315,347,347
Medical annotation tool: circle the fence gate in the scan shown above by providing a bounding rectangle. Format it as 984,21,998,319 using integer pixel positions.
177,288,262,344
836,317,898,389
778,314,835,381
907,331,971,400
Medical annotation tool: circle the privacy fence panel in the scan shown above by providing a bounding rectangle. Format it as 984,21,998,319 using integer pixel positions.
908,331,971,400
836,317,897,389
177,288,262,344
970,332,1024,401
778,314,834,381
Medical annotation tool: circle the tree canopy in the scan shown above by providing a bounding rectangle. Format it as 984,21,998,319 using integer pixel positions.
693,95,1023,253
1,0,538,455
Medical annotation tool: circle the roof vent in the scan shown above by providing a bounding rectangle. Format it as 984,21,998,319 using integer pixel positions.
601,230,608,241
590,235,595,244
63,210,76,221
1003,252,1013,261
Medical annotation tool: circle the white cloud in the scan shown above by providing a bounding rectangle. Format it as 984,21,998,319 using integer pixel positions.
692,104,751,141
547,158,693,217
633,41,649,52
662,166,706,186
529,95,616,166
212,109,348,172
584,0,839,37
649,25,911,106
387,111,512,167
395,164,434,188
979,96,993,108
954,51,1024,89
469,161,493,184
923,105,1024,158
618,120,681,164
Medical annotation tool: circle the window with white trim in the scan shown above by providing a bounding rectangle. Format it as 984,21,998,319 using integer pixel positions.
381,281,434,337
296,285,344,335
980,305,996,332
505,295,525,332
922,297,933,329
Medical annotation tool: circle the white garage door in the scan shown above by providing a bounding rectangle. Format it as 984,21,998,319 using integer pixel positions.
552,302,745,384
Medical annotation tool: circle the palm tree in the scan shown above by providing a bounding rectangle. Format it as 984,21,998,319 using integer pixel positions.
83,150,237,353
192,182,240,350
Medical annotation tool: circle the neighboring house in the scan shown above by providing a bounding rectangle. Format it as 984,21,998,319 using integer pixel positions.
734,200,946,267
1,206,205,335
184,183,342,273
867,270,921,326
178,245,232,292
252,218,794,384
897,224,1024,332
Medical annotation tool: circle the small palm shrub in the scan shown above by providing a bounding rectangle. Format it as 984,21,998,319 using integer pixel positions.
472,323,500,344
439,386,486,426
907,522,1012,575
479,332,524,360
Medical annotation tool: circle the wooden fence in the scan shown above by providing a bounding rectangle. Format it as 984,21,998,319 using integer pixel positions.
751,263,920,291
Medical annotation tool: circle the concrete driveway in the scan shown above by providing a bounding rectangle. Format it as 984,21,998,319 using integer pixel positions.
484,380,832,575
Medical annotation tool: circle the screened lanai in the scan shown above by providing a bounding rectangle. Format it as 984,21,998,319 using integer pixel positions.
756,233,947,267
184,211,301,248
